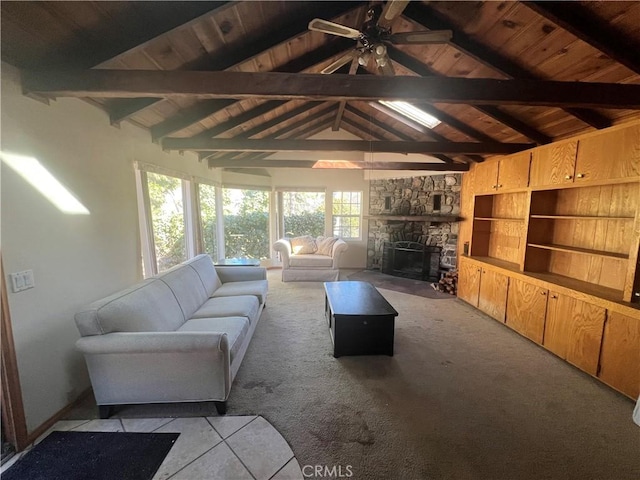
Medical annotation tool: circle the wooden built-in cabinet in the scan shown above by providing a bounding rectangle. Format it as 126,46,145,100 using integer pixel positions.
457,258,481,306
598,311,640,399
473,151,531,193
458,121,640,399
505,278,547,344
457,257,508,322
530,123,640,188
543,293,606,375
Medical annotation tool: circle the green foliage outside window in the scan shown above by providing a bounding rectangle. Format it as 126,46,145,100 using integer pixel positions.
147,172,186,271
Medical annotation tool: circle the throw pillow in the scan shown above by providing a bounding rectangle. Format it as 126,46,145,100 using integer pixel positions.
317,236,339,256
291,235,317,254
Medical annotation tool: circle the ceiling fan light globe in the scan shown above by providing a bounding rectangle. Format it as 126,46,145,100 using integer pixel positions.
375,44,387,56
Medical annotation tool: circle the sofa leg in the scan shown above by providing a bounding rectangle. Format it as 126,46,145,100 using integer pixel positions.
213,401,227,415
98,405,114,419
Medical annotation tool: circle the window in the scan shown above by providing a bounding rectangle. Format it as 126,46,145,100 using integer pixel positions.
332,191,362,239
198,183,218,260
223,187,270,259
146,172,187,272
280,191,325,237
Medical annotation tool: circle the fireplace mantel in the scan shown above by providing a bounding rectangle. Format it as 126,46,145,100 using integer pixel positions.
365,215,460,223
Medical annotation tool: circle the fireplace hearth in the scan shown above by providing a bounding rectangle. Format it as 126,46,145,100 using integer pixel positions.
381,241,441,282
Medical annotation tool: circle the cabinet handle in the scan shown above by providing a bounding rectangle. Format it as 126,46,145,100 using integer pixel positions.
576,173,585,178
564,175,572,180
550,294,558,299
496,184,503,188
492,185,498,189
541,291,547,295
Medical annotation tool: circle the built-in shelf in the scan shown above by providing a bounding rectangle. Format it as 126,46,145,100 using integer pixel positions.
467,256,520,272
474,217,525,222
527,243,629,260
525,271,625,304
365,215,460,222
530,215,635,221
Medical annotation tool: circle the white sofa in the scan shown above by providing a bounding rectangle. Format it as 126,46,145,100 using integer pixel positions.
273,236,348,282
74,254,267,417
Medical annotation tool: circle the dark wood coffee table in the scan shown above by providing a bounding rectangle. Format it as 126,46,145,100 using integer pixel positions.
324,281,398,358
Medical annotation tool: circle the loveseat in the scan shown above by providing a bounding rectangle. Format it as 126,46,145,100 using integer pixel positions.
273,235,348,282
74,254,267,417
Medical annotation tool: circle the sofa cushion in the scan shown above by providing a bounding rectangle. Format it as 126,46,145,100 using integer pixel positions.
75,279,185,335
157,265,209,320
177,317,249,362
212,280,268,304
316,236,339,256
184,254,222,295
291,235,317,254
192,295,260,323
289,254,333,268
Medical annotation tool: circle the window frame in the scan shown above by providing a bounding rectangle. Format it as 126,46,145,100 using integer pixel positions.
331,190,363,240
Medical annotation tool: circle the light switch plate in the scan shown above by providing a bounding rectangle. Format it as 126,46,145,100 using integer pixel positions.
9,270,34,293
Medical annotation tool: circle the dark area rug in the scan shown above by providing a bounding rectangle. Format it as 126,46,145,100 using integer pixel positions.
3,431,179,480
348,269,452,299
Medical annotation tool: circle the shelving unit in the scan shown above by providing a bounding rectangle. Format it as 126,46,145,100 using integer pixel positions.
470,192,527,266
458,122,640,399
524,183,638,295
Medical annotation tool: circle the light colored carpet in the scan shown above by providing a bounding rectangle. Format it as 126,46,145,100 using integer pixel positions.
227,270,639,480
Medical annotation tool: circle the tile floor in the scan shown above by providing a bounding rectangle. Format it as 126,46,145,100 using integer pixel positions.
1,416,303,480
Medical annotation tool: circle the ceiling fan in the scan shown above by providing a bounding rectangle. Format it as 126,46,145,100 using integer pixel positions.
309,0,452,75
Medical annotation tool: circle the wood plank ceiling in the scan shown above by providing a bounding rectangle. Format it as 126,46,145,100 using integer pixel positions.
2,1,640,171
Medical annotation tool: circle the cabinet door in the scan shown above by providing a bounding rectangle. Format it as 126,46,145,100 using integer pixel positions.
457,259,481,306
544,293,606,375
530,141,577,187
477,268,509,322
505,278,548,344
598,311,640,399
575,124,640,183
473,161,499,194
497,152,531,190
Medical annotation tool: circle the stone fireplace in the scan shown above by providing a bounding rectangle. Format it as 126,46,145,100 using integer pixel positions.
367,174,461,272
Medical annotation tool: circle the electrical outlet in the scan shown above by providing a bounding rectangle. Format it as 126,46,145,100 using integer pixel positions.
9,270,35,293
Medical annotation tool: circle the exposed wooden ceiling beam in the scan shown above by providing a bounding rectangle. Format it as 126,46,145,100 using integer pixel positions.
473,105,552,146
200,104,338,162
332,58,361,131
24,70,640,109
343,105,464,164
208,116,336,168
523,1,640,75
402,2,611,129
386,47,552,145
207,159,470,171
108,98,163,126
162,138,532,154
104,2,365,124
150,39,354,141
150,100,236,142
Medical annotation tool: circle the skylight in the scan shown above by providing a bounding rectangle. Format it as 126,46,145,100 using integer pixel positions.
378,101,441,129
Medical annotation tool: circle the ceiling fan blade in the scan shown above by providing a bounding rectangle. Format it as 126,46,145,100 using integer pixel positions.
377,0,410,29
321,50,358,74
387,30,453,45
308,18,361,39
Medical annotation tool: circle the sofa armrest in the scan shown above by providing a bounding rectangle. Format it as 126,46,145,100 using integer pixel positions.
76,331,228,355
273,239,292,268
331,239,349,268
215,266,267,283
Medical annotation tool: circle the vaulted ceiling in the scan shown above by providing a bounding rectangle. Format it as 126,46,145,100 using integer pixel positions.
2,1,640,172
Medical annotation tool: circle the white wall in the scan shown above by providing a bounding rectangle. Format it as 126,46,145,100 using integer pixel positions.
1,64,216,433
